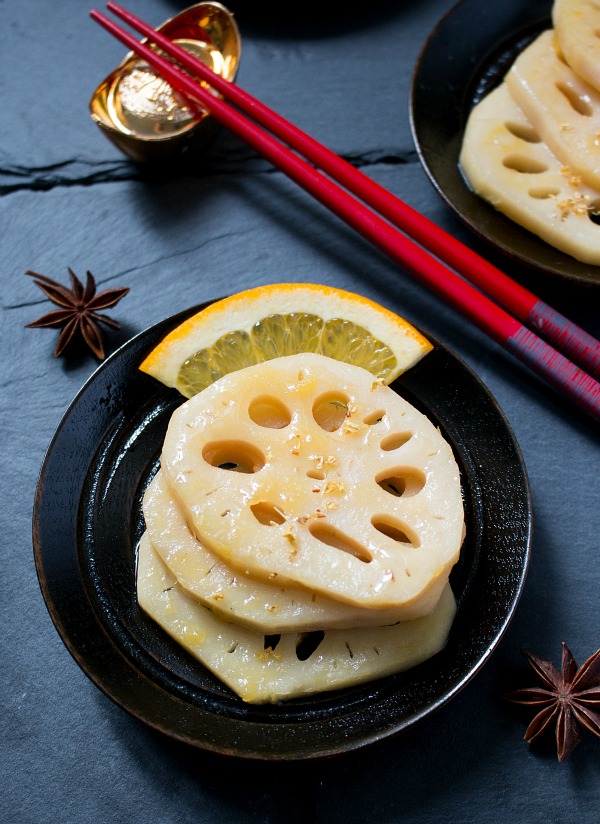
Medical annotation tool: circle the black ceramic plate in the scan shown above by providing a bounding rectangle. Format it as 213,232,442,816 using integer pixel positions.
410,0,600,287
33,304,531,760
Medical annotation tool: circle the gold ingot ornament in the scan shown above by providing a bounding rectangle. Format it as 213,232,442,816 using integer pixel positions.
89,3,241,162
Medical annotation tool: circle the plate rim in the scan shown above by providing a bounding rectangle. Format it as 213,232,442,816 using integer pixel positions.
32,302,532,760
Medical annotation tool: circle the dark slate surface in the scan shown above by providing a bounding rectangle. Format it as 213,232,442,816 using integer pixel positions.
1,1,599,822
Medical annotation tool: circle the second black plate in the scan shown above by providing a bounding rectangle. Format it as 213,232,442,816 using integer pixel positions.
410,0,600,287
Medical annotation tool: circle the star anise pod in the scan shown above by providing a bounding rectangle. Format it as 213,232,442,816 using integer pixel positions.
25,268,129,359
505,643,600,762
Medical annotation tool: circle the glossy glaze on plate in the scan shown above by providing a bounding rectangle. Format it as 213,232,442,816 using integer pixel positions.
33,303,531,760
410,0,600,287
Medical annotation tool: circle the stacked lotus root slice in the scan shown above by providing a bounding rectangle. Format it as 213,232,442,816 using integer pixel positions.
460,0,600,264
137,353,465,703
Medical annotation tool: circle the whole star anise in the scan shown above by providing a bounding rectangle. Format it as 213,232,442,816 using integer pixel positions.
25,268,129,359
505,643,600,762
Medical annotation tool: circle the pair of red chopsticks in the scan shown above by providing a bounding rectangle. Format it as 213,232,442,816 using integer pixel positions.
91,3,600,422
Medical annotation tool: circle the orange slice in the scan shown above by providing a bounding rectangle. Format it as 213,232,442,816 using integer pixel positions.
140,282,432,397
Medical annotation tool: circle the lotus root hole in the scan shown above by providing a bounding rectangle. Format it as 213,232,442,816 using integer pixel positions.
295,630,325,660
250,502,286,526
376,468,425,497
502,154,548,174
203,440,265,473
308,521,372,563
371,516,421,548
588,200,600,225
363,409,386,425
264,634,281,650
312,391,350,431
504,121,541,143
248,395,292,429
380,432,412,451
528,186,560,200
555,82,593,117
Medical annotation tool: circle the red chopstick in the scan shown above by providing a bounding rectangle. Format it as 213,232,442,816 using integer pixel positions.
90,6,600,422
103,1,600,381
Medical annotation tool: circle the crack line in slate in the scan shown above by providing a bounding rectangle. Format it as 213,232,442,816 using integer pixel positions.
0,159,137,195
3,159,133,176
115,228,251,276
4,229,251,311
0,149,418,195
